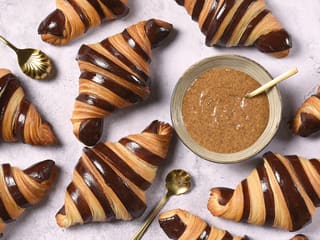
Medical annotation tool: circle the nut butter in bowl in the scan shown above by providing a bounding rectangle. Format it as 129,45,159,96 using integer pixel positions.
171,55,282,163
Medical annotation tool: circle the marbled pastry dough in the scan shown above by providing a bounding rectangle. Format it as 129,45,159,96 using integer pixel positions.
174,0,292,57
291,87,320,137
0,69,56,145
56,120,173,228
71,19,173,146
38,0,129,45
208,152,320,231
0,160,56,235
159,209,247,240
290,235,308,240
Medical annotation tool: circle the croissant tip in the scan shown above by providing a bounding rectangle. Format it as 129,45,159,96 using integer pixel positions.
24,160,56,183
145,19,173,48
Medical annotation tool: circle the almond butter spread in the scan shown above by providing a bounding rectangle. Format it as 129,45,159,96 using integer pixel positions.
182,68,269,153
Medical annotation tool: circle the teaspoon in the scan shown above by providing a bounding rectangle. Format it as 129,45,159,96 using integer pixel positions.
132,169,192,240
0,35,52,80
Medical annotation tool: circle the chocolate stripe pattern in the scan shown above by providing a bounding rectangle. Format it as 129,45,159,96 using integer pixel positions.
56,120,173,228
0,160,56,235
291,87,320,137
174,0,292,57
0,69,56,145
71,19,173,146
159,209,247,240
208,152,320,231
38,0,129,45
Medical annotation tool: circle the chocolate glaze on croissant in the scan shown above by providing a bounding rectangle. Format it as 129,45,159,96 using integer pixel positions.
0,160,56,235
0,69,56,145
71,19,173,146
290,235,309,240
159,209,248,240
291,87,320,137
208,152,320,231
56,120,173,228
38,0,129,45
175,0,292,57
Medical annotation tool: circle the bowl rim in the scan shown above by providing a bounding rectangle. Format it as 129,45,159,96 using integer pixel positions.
170,54,282,164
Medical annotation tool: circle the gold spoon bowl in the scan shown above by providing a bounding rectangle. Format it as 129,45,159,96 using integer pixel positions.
132,169,192,240
0,35,52,80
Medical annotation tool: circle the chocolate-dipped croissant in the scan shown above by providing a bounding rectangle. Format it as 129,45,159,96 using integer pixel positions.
290,235,308,240
291,87,320,137
56,120,173,227
208,152,320,231
159,209,247,240
174,0,292,57
38,0,129,45
0,160,56,235
71,19,173,146
0,69,56,145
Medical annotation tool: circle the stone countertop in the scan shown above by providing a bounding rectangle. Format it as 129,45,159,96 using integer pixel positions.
0,0,319,239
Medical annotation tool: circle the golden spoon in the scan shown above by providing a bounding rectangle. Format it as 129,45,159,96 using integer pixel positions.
245,67,298,98
132,169,192,240
0,35,52,80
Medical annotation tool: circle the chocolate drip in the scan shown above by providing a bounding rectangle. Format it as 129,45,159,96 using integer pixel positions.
13,98,30,143
100,0,129,17
77,93,116,112
84,148,146,218
24,160,55,183
38,9,66,36
87,0,106,21
257,163,275,225
3,164,29,208
201,0,219,35
287,155,320,206
77,45,147,87
76,159,115,221
265,152,311,231
255,29,292,53
206,0,235,46
119,138,164,166
238,9,269,45
100,38,150,85
0,73,20,140
66,0,90,32
95,143,151,190
159,214,186,239
145,19,173,48
241,180,251,221
80,71,143,103
218,0,256,46
78,118,104,147
122,30,151,63
198,224,211,239
192,0,205,21
67,183,93,223
296,112,320,137
221,232,234,240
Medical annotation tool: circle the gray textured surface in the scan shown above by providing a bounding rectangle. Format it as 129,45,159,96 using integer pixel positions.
0,0,319,239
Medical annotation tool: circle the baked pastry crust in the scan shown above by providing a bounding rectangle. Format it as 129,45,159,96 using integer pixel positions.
71,19,173,146
159,209,247,240
0,69,56,145
208,152,320,231
56,120,173,228
174,0,292,57
38,0,129,45
0,160,56,235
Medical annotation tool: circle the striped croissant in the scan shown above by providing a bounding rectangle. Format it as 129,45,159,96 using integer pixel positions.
71,19,173,146
208,152,320,231
56,120,173,228
159,209,247,240
38,0,129,45
291,87,320,137
175,0,292,57
0,69,56,145
0,160,56,235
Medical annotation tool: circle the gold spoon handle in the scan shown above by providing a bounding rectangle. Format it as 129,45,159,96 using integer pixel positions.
0,35,18,52
131,192,171,240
